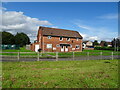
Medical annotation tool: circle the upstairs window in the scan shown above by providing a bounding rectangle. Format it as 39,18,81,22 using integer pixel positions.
76,38,79,41
48,36,52,39
67,37,70,41
76,45,80,49
60,37,63,41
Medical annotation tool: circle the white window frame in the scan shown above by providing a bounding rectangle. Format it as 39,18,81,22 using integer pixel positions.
60,37,63,41
66,37,70,41
48,36,52,39
76,45,80,49
46,44,52,48
76,38,79,41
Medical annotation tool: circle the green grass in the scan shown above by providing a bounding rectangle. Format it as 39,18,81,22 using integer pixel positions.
2,59,118,88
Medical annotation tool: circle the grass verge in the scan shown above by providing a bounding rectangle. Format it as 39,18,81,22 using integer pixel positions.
2,59,118,88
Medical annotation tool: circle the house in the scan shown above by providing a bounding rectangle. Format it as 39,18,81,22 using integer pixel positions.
83,41,94,50
100,41,112,47
30,26,83,52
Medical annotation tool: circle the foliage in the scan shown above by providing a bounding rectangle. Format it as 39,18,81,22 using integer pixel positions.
1,31,30,47
111,38,120,48
14,32,30,47
93,40,99,46
2,59,118,88
2,31,15,44
94,47,120,51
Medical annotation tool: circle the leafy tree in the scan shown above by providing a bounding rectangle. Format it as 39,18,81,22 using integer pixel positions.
111,38,116,47
93,40,99,46
116,38,120,47
111,38,120,47
14,32,30,47
2,31,15,44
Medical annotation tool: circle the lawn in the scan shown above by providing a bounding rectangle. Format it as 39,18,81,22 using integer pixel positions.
2,59,118,88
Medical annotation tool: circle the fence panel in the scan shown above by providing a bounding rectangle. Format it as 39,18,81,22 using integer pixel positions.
19,52,37,61
1,51,120,61
1,52,18,61
58,52,73,61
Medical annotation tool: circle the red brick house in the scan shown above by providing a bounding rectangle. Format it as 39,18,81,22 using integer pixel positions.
30,26,83,52
100,41,112,47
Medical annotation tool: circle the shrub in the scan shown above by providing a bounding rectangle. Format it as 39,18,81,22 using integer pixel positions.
94,47,120,51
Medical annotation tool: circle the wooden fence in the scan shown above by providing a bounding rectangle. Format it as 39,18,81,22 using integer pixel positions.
1,51,120,61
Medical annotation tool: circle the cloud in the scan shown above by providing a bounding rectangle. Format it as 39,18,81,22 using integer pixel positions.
77,24,92,30
0,7,7,11
80,33,99,41
98,13,118,19
75,23,117,41
51,26,59,28
1,8,52,42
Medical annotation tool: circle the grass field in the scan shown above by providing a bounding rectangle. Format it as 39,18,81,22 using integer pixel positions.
2,59,118,88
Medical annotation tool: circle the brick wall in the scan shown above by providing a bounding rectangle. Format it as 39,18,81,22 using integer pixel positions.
41,36,82,52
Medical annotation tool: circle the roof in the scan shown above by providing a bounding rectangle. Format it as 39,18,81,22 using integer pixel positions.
83,41,92,44
39,26,83,39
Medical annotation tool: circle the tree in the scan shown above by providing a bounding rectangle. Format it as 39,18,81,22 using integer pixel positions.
14,32,30,47
2,31,15,44
93,40,99,46
111,38,116,47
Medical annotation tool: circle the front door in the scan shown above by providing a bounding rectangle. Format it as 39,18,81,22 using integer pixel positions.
61,46,69,52
61,46,64,52
65,46,68,52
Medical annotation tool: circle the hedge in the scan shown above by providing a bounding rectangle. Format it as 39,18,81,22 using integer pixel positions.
94,47,120,51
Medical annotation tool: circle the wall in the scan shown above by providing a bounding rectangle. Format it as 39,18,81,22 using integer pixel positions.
41,36,82,52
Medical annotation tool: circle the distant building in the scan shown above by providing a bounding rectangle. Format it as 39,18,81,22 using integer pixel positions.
100,41,112,47
30,26,83,52
83,41,94,50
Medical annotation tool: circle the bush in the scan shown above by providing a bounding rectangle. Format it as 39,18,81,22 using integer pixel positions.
94,47,120,51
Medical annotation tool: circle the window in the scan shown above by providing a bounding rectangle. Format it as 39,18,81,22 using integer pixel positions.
66,37,70,41
46,44,52,48
48,36,51,39
70,44,72,48
76,45,80,49
76,38,79,41
56,44,60,47
60,37,63,41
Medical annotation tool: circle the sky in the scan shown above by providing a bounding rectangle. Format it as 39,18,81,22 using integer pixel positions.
1,2,118,42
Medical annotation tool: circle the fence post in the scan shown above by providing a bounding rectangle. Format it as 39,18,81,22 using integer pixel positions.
40,52,42,57
37,52,39,61
100,52,102,60
73,52,74,60
18,51,20,61
111,52,113,60
56,52,58,61
87,52,89,60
